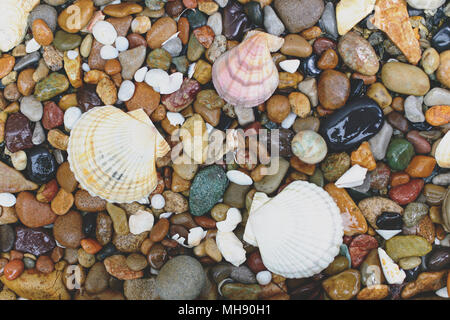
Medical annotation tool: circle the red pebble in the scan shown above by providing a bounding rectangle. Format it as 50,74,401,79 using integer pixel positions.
42,101,64,130
349,234,378,268
4,259,25,281
388,179,424,205
247,250,266,273
313,37,337,55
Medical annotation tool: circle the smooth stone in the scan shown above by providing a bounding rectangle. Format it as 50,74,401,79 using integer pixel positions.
254,157,290,193
20,96,43,122
386,139,415,171
407,0,445,10
207,12,223,36
322,269,361,300
426,246,450,271
0,225,15,252
298,78,318,107
29,5,57,32
318,69,350,110
403,202,429,228
376,212,403,230
222,1,249,40
156,255,206,300
16,191,57,228
85,262,109,294
119,46,147,80
291,130,327,164
319,2,338,39
14,226,55,256
273,0,324,33
431,21,450,52
162,37,182,57
5,113,34,153
124,278,159,300
187,34,206,62
230,265,257,284
319,97,384,151
381,62,430,96
221,283,261,300
53,31,82,51
223,183,250,209
338,31,379,76
244,2,263,26
34,73,69,101
424,88,450,106
186,9,208,30
14,52,41,72
263,6,285,36
385,235,432,261
335,0,375,35
404,96,425,123
53,211,84,248
76,84,102,111
369,122,393,161
26,147,57,184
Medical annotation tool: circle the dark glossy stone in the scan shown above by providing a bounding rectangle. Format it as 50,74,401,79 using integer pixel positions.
349,79,366,98
0,224,15,253
244,1,263,26
14,226,55,256
376,212,403,230
165,0,183,17
263,128,294,157
404,265,420,282
387,111,409,132
14,52,41,72
409,121,433,131
77,84,102,112
5,113,34,153
300,54,321,78
95,242,117,261
148,243,168,269
290,281,321,300
26,146,57,184
186,9,207,30
426,246,450,271
319,97,384,151
223,1,249,41
431,21,450,52
407,6,423,17
83,213,97,237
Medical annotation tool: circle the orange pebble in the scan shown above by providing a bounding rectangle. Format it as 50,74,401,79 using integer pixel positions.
300,26,322,40
4,259,24,281
425,105,450,126
32,19,53,46
290,156,316,175
177,17,190,45
447,273,450,297
390,172,410,187
80,238,102,254
405,155,436,178
351,141,376,170
0,54,15,79
104,59,122,75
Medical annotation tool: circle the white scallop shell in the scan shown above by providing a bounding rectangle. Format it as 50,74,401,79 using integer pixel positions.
435,131,450,168
244,180,344,278
0,0,39,52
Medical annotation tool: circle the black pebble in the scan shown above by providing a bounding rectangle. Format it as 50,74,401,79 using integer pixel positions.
26,146,57,184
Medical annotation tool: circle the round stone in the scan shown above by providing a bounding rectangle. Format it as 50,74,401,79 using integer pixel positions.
291,130,327,164
92,21,117,45
26,146,57,184
64,107,82,130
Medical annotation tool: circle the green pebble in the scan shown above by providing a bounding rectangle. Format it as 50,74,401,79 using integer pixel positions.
23,257,35,269
186,10,207,30
386,138,414,171
146,48,172,71
244,1,263,26
221,283,261,300
385,235,432,261
53,30,82,52
187,34,205,62
403,202,429,227
172,56,189,74
34,72,69,101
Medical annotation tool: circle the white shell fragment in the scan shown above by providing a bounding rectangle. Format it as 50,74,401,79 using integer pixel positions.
188,227,207,247
216,231,247,267
376,229,402,240
335,165,368,189
435,287,449,298
151,194,165,210
244,180,343,278
226,170,253,186
279,59,300,73
26,38,41,53
216,208,242,232
0,193,16,207
145,69,183,94
166,112,185,126
378,248,406,285
92,21,117,45
129,210,154,235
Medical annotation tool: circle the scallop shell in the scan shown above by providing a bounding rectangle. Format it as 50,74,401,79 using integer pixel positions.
67,106,170,203
435,131,450,168
212,32,284,108
244,180,343,278
0,0,39,52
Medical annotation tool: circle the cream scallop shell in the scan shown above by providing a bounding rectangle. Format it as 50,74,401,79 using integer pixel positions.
68,106,170,203
0,0,39,52
212,31,284,108
435,131,450,168
244,180,343,278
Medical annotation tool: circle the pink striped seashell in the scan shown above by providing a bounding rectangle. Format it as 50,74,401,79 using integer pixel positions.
212,32,284,108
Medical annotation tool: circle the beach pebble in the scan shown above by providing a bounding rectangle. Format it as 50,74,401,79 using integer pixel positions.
404,96,425,123
115,36,129,52
226,170,253,186
129,210,154,235
26,38,41,53
424,88,450,106
100,45,119,60
279,59,300,73
256,271,272,285
263,6,285,36
20,96,43,122
134,67,148,82
93,21,117,45
0,193,16,207
118,80,135,102
63,107,82,130
151,194,165,210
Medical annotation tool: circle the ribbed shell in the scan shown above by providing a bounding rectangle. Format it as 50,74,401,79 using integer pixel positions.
244,181,343,278
0,0,39,52
68,106,170,203
212,32,283,108
435,131,450,168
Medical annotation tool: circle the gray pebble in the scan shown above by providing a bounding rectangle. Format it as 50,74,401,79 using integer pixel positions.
432,173,450,186
20,96,43,122
424,88,450,106
369,122,393,160
162,37,182,57
230,265,257,284
32,121,46,145
263,6,285,36
319,2,338,39
404,95,425,123
207,12,223,36
28,4,58,32
14,52,41,72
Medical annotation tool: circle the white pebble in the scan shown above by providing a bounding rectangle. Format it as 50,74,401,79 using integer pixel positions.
32,121,45,145
159,212,173,219
26,38,41,53
335,165,367,189
166,112,185,126
0,193,16,207
64,107,82,131
53,149,65,164
188,226,206,247
118,80,135,102
256,271,272,285
281,112,297,129
279,59,300,73
217,208,242,232
129,210,154,235
92,21,117,45
375,229,402,240
100,45,119,60
115,36,129,52
67,50,79,60
151,194,165,210
82,63,91,72
160,72,183,94
134,66,148,82
145,68,170,92
11,151,27,171
226,170,253,186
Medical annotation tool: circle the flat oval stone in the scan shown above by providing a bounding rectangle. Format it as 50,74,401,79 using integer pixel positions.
319,96,384,151
26,147,57,184
381,62,430,96
338,31,379,76
0,224,15,253
34,72,69,101
426,246,450,271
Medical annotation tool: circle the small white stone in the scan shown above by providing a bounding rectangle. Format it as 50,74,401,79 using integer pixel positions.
281,112,297,129
188,227,206,247
115,36,129,52
32,121,45,145
118,80,135,102
167,112,185,126
67,50,79,60
0,193,16,207
188,63,196,78
404,95,425,123
256,271,272,285
217,208,242,232
64,107,82,131
206,123,214,134
435,287,449,298
159,212,173,219
82,63,91,72
134,66,148,82
151,194,165,210
226,170,253,186
279,59,300,73
145,69,169,93
129,210,154,235
100,45,119,60
53,149,65,164
26,38,41,53
11,151,27,171
378,248,406,285
216,231,246,267
20,95,43,122
92,21,117,45
335,164,368,188
376,229,402,240
407,0,445,10
159,72,183,94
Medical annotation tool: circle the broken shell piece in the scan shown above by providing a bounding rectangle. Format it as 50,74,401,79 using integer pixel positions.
187,226,207,247
244,181,343,278
166,112,185,126
129,210,154,235
279,59,300,73
435,131,450,169
335,165,368,189
336,0,376,35
145,69,183,94
216,231,247,267
216,208,242,232
378,247,406,284
376,229,402,240
435,287,449,298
